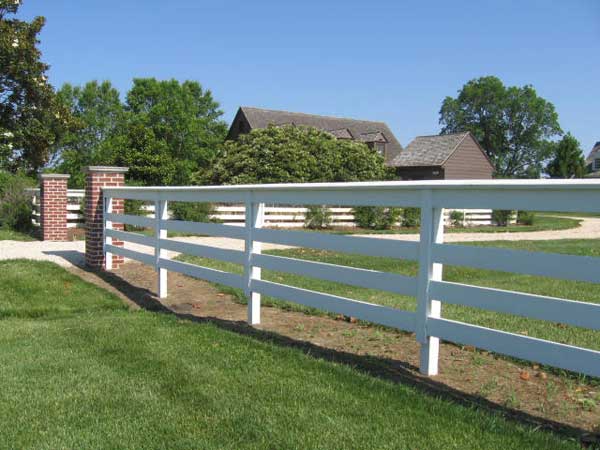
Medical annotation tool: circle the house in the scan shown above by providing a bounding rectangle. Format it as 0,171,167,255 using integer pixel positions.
388,132,494,180
586,141,600,178
227,107,403,164
227,107,494,180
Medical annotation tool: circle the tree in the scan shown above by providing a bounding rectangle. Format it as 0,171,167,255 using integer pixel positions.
113,78,227,185
0,0,73,173
54,81,123,187
546,133,586,178
204,125,388,185
439,76,562,178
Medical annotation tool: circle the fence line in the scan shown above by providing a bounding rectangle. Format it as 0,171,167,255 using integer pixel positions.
27,188,85,229
102,180,600,378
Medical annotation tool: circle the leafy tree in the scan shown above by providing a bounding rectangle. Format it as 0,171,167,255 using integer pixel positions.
54,81,123,187
0,0,73,173
439,76,562,178
545,133,586,178
113,78,227,185
204,125,387,185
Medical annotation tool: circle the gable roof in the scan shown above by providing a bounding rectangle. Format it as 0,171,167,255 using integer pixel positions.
390,132,474,167
234,106,403,163
586,141,600,164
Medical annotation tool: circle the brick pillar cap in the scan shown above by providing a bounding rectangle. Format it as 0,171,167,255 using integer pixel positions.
39,173,70,180
85,166,129,174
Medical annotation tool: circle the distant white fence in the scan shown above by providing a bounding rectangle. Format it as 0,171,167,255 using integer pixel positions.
102,180,600,378
27,188,85,228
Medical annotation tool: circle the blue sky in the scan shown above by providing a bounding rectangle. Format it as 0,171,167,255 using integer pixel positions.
18,0,600,154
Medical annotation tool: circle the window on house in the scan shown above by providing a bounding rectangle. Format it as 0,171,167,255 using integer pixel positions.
375,142,386,155
595,159,600,171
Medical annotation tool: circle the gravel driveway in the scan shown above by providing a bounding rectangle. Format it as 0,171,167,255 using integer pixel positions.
1,216,598,268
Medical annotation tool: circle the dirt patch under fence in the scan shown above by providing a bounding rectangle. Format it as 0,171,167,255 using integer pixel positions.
70,261,600,444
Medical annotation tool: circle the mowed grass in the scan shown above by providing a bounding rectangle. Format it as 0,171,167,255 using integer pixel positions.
0,228,37,241
179,239,600,351
0,260,579,449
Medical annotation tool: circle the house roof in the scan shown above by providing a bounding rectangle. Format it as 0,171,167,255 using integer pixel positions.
390,132,471,167
586,141,600,164
236,107,403,163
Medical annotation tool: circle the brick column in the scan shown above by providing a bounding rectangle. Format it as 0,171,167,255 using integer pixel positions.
85,166,128,270
39,174,70,241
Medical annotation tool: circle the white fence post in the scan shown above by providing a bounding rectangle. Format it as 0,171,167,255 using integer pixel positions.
416,190,445,376
245,197,265,325
104,195,113,270
156,198,168,298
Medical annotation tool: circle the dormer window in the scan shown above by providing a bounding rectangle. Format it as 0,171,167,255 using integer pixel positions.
375,142,386,155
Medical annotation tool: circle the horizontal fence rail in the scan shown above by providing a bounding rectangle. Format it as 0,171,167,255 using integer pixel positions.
102,180,600,378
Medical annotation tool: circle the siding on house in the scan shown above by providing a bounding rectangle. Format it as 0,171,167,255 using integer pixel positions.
442,134,494,179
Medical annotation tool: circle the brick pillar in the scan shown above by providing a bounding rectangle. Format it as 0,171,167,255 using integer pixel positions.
85,166,128,270
39,174,70,241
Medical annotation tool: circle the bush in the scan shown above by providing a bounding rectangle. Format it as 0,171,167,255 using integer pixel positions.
492,209,514,227
517,210,536,226
449,210,465,227
0,172,35,232
401,207,421,228
304,205,332,229
171,202,216,223
353,206,400,230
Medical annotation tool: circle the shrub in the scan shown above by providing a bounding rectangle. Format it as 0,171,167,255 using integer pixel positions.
517,210,536,226
449,210,465,227
401,207,421,228
0,172,35,232
304,205,332,229
492,209,514,227
171,202,216,223
353,206,400,230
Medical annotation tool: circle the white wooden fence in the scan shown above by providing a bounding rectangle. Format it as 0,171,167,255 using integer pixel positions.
102,180,600,378
27,188,85,228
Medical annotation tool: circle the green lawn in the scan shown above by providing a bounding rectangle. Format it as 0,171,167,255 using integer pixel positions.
0,228,37,241
180,239,600,352
0,260,578,449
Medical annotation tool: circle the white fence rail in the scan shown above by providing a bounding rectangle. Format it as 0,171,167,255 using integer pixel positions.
27,188,85,228
102,180,600,377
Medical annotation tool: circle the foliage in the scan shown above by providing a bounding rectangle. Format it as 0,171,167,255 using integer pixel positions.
204,125,388,185
449,210,465,227
517,210,536,226
401,207,420,227
492,209,514,227
545,133,586,178
304,205,332,229
54,81,124,187
439,76,562,178
0,170,34,231
352,206,400,230
0,1,74,173
170,201,215,223
112,78,227,186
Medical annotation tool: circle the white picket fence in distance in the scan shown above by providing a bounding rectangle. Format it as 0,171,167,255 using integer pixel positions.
27,188,85,228
102,180,600,378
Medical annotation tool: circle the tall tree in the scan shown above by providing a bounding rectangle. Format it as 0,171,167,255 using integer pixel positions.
54,81,123,187
113,78,227,185
0,0,72,173
546,133,586,178
439,76,562,178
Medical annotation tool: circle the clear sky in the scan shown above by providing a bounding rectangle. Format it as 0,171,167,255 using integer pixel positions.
17,0,600,154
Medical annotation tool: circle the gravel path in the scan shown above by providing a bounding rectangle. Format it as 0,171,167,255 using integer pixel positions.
1,216,598,268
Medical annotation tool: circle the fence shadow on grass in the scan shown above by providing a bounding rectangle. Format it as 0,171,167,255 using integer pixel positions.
76,263,595,446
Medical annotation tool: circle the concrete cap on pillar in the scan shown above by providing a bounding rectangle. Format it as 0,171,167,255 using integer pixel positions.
84,166,129,173
39,173,71,180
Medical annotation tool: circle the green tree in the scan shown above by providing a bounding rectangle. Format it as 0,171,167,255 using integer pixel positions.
439,76,562,178
0,0,73,173
546,133,586,178
54,81,123,187
204,125,387,185
113,78,227,185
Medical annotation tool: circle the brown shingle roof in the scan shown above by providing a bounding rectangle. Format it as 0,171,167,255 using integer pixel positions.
586,141,600,164
389,132,470,167
237,107,403,163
